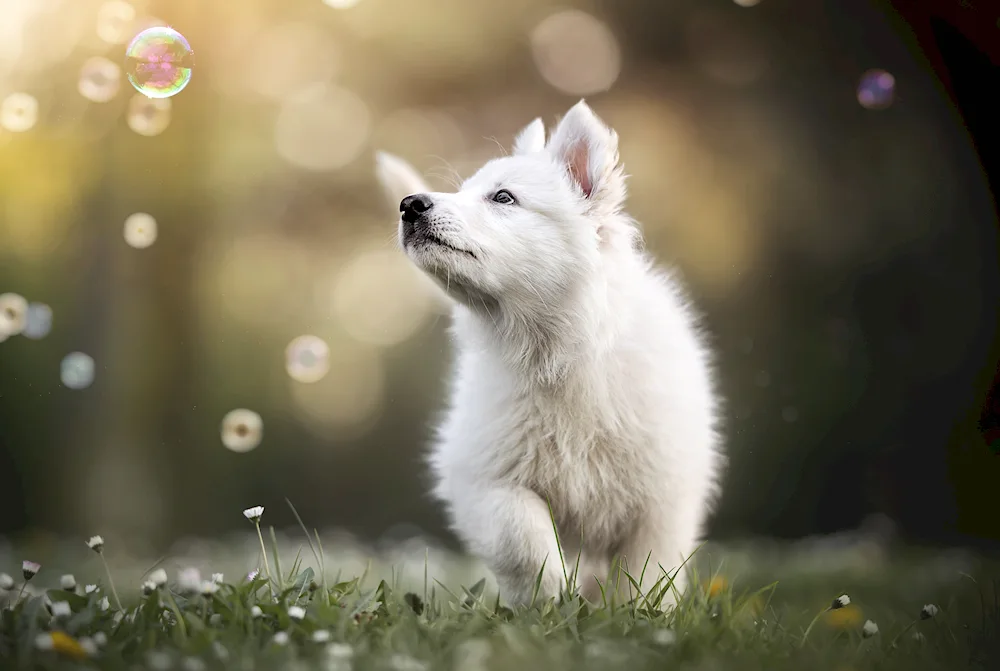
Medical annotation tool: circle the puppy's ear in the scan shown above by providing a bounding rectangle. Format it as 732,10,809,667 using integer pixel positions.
512,117,545,155
546,100,625,210
374,151,431,208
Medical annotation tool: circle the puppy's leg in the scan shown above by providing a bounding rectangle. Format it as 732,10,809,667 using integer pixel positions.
616,508,700,608
449,485,565,607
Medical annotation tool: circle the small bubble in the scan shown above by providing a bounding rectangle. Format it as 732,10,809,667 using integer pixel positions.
0,293,28,336
221,409,263,453
78,57,122,103
124,26,194,99
97,1,137,45
285,335,330,384
126,93,171,136
61,352,96,390
22,303,53,340
1,93,38,133
123,213,157,248
857,69,895,110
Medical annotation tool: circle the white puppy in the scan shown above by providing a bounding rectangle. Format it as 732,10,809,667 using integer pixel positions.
375,100,723,607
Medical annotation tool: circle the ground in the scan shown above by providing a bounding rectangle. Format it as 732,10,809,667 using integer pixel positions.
0,519,997,670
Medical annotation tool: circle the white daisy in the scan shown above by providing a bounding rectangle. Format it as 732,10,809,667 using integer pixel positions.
177,568,201,593
832,594,850,609
211,573,224,584
652,628,676,646
272,631,290,646
921,603,939,620
34,633,54,651
85,584,99,594
327,642,354,659
199,580,219,596
22,560,41,579
50,601,72,618
148,568,168,587
93,632,108,647
312,630,332,643
288,605,306,620
243,506,265,524
60,574,76,591
98,596,109,611
250,605,264,618
79,637,99,656
0,573,15,590
862,619,879,638
87,536,105,553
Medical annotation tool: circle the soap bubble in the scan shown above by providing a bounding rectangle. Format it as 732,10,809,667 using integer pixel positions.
78,57,122,103
285,335,330,384
857,69,895,110
1,93,38,133
22,303,53,340
123,212,157,248
61,352,95,390
124,26,194,99
0,293,28,336
221,409,263,453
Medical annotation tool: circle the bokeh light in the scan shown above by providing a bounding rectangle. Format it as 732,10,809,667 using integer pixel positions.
857,69,896,110
60,352,96,390
126,93,171,136
220,409,263,453
0,293,28,337
78,57,122,103
1,93,38,132
274,84,371,171
733,0,762,7
531,10,621,95
124,26,194,99
285,335,331,384
230,22,339,102
96,1,137,45
22,303,53,340
323,0,363,8
332,249,436,347
123,212,158,249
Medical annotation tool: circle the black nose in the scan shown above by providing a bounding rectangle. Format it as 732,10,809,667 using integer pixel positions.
400,194,433,225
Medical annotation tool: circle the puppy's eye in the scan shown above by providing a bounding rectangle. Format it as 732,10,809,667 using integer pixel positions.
491,189,516,205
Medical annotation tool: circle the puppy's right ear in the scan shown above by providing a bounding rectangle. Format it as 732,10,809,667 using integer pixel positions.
374,151,430,208
512,117,546,155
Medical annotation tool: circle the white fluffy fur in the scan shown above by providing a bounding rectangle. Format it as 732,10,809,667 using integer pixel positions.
374,100,724,607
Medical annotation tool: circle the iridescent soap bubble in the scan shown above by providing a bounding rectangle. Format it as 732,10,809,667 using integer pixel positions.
857,69,895,110
123,212,157,248
61,352,95,390
221,409,263,453
285,335,330,383
22,303,53,340
124,26,194,99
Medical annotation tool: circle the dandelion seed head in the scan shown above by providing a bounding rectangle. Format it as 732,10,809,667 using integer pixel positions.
87,536,105,553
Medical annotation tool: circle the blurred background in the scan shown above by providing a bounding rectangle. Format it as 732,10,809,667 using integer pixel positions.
1,0,999,563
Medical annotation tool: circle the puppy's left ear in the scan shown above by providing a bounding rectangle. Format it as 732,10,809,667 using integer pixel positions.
546,100,625,210
512,118,546,155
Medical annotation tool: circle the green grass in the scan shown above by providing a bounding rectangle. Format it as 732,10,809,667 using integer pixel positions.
1,512,998,670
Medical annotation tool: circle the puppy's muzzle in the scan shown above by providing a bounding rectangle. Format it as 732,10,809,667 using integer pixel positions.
400,193,434,240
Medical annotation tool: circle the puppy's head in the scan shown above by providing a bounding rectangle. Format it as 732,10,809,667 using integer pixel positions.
375,100,630,314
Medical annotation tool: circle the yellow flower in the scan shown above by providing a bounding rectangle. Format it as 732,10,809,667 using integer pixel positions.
825,604,863,629
705,576,727,597
49,631,88,659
